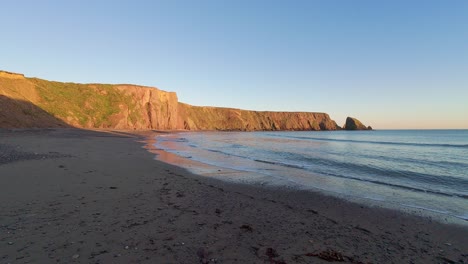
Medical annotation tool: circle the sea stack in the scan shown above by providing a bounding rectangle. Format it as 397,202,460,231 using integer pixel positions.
343,117,372,130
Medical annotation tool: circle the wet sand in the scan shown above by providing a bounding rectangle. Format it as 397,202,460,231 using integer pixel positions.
0,129,467,263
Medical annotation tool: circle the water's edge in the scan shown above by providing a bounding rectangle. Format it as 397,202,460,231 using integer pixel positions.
149,131,468,226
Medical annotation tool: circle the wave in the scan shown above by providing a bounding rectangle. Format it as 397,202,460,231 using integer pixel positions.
154,131,468,224
290,152,468,191
159,136,468,190
253,157,468,199
269,134,468,149
173,141,468,199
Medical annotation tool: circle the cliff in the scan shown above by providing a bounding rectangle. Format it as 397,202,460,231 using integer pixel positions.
343,117,372,130
0,76,180,129
0,71,345,130
178,103,339,131
0,70,25,79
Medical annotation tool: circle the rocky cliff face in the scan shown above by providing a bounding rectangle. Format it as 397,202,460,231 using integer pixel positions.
343,117,372,130
0,71,348,130
111,85,179,130
178,103,339,131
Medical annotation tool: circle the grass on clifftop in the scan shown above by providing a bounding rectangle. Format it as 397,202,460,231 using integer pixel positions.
30,78,138,127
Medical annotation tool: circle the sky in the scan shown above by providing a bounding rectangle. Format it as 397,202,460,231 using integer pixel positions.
1,0,467,129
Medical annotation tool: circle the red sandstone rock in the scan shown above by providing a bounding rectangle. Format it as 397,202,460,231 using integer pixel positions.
0,70,351,131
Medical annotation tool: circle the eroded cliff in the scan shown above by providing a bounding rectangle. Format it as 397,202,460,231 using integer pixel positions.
0,70,345,130
178,103,339,131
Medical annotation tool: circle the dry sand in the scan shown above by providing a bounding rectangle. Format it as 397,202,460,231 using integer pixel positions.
0,129,466,263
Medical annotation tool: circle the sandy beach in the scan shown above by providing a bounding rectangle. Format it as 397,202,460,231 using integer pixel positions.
0,129,467,264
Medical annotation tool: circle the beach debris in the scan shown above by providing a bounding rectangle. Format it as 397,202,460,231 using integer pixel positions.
354,226,372,234
72,254,80,259
305,249,345,262
264,248,287,264
266,247,279,258
240,224,253,232
197,247,210,264
444,242,452,246
88,250,109,259
437,256,456,264
251,246,259,255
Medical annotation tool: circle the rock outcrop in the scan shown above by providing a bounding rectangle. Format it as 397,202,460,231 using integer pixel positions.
0,70,25,79
0,70,357,131
343,117,372,130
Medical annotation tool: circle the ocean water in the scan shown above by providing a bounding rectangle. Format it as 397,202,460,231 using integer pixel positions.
153,130,468,222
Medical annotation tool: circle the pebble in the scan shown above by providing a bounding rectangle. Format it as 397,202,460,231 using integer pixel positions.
7,242,13,245
444,242,452,246
72,254,80,259
124,245,129,249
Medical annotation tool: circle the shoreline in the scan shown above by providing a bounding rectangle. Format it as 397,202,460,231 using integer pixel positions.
148,130,468,227
1,128,467,263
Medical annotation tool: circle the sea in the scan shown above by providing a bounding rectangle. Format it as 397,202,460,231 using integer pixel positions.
153,130,468,224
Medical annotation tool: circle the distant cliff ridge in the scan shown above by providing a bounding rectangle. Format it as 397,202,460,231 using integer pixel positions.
178,103,340,131
0,70,368,130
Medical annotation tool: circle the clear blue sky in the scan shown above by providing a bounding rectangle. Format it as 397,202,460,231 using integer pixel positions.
1,0,467,129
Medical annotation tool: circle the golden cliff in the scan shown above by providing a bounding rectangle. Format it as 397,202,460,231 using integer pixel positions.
0,70,343,130
178,103,339,131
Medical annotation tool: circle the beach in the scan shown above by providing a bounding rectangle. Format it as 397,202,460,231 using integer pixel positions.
0,129,467,263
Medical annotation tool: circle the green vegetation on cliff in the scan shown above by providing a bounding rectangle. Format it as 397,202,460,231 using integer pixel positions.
0,70,360,131
31,79,130,127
